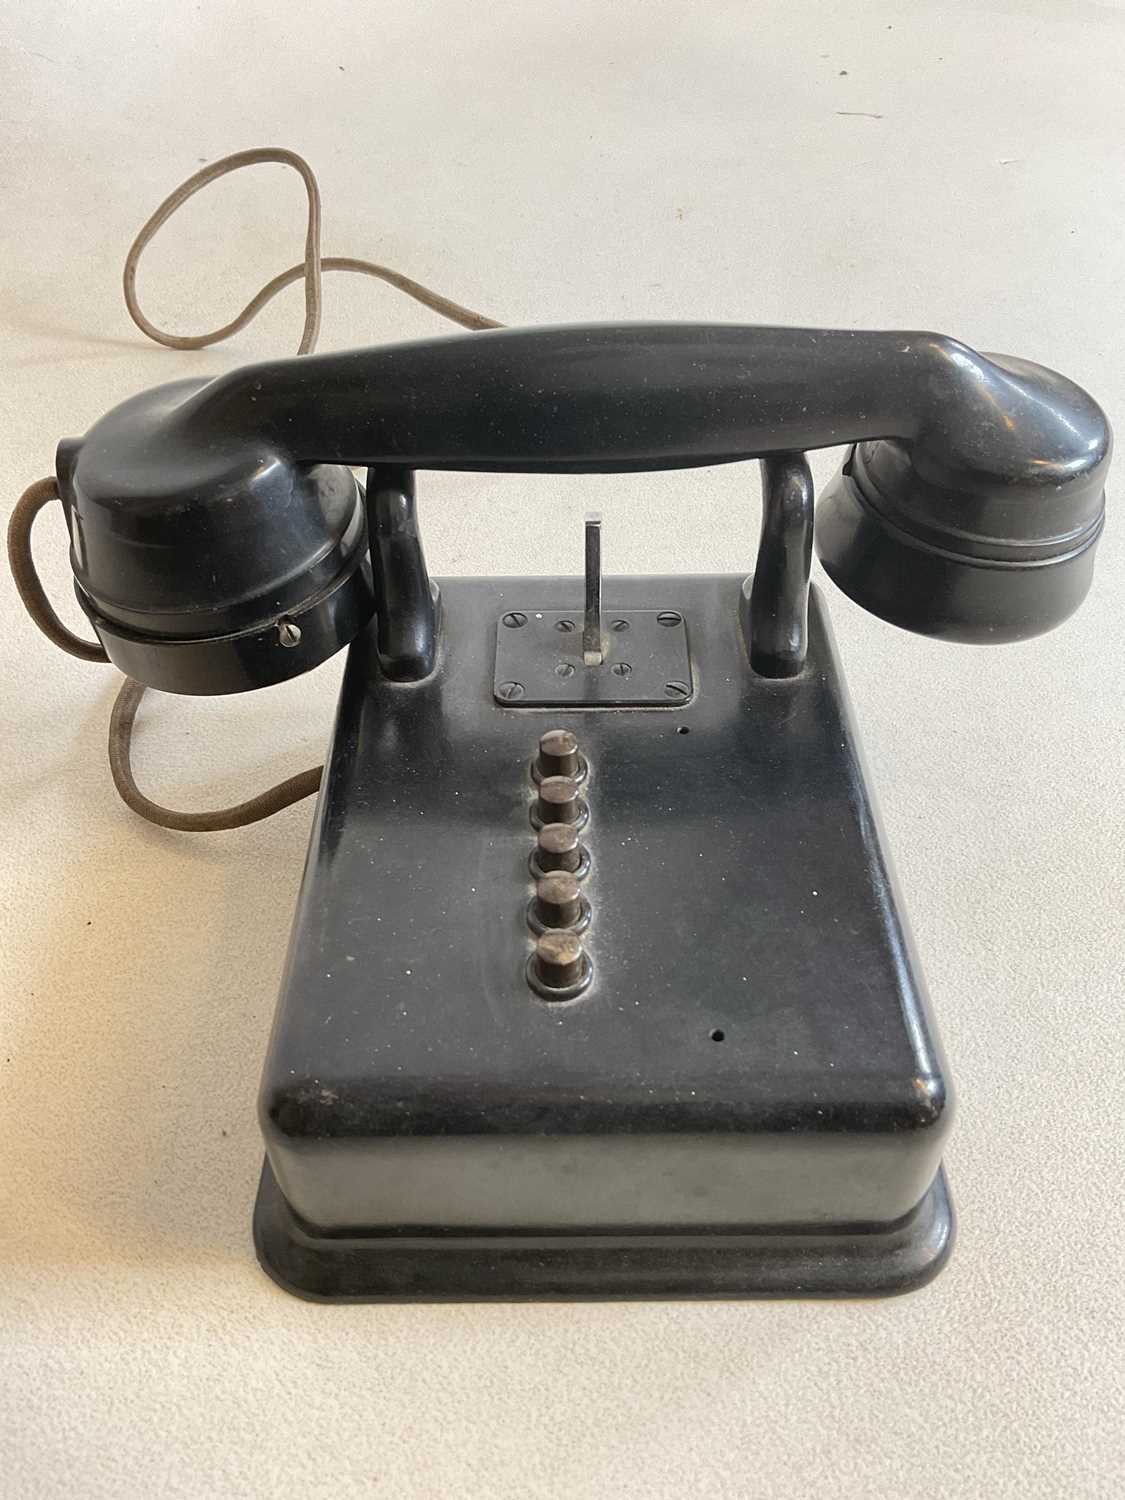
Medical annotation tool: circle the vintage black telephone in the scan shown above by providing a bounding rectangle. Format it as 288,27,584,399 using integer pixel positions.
12,158,1110,1302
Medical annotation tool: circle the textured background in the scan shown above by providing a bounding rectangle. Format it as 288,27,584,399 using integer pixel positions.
2,2,1123,1496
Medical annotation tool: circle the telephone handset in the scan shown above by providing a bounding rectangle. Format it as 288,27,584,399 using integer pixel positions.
22,315,1111,1303
59,322,1108,697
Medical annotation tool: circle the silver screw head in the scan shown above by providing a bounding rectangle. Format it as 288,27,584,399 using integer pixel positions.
277,619,302,648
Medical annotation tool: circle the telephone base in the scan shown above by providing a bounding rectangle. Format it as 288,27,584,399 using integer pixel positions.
253,1159,953,1302
256,574,954,1302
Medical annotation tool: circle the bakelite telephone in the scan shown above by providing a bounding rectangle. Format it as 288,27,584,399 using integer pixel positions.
14,212,1111,1300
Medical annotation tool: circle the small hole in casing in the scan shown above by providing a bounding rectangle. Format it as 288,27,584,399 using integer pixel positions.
710,1028,725,1042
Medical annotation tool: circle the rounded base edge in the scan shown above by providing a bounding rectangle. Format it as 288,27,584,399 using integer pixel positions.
252,1161,955,1304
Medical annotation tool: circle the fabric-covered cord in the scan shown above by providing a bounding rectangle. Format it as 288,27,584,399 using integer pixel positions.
121,146,501,352
7,476,109,663
9,147,502,830
108,678,324,831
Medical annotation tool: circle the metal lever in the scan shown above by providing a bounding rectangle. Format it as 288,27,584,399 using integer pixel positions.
583,513,604,666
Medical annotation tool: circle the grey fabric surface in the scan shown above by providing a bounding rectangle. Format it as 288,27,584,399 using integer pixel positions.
1,2,1122,1495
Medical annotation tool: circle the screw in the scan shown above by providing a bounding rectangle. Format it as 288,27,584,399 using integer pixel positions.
537,823,581,874
502,612,527,628
555,662,576,678
534,872,583,929
536,775,581,825
657,611,682,627
531,930,588,993
277,619,302,648
609,618,630,632
498,681,525,701
537,729,580,780
664,680,690,699
555,618,576,633
611,662,632,677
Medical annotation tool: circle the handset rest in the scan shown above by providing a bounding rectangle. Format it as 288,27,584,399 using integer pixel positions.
58,323,1110,691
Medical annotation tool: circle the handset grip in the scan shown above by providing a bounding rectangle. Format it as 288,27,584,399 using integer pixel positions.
59,321,1110,694
177,322,1107,497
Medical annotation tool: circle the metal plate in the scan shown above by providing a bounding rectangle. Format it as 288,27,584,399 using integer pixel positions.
493,608,692,706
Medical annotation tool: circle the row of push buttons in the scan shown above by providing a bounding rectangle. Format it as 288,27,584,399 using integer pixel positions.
525,730,593,1000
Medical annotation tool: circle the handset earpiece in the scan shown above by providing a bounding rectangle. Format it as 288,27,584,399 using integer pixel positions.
815,350,1109,642
54,380,376,695
56,323,1109,694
